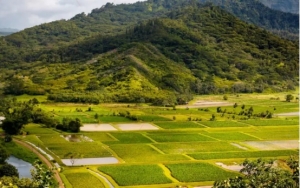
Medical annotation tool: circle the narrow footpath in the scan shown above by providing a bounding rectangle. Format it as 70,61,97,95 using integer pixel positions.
13,139,65,188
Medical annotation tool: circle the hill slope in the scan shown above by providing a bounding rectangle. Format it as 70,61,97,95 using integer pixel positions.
1,5,298,104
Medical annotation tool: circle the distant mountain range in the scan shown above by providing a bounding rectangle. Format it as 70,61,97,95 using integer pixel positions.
259,0,299,14
0,28,18,36
0,1,298,104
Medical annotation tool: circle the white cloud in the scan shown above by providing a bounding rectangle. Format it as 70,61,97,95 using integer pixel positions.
0,0,144,30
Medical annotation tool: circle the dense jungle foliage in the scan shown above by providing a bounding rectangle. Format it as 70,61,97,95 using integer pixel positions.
0,2,298,105
0,0,298,63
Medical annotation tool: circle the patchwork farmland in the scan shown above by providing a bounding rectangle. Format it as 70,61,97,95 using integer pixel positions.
11,93,299,188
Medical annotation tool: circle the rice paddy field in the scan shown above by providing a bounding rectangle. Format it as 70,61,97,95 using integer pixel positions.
11,92,299,188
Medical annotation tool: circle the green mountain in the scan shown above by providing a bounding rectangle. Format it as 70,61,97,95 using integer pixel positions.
0,0,298,64
1,5,298,105
259,0,299,14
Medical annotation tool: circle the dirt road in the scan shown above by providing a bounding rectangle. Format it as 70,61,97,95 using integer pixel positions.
14,139,65,188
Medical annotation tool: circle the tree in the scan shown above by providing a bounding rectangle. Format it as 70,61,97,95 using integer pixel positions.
68,118,82,133
0,145,9,163
4,134,12,142
86,80,100,91
213,157,299,188
4,77,26,95
31,160,55,188
285,94,294,102
223,95,228,100
0,163,19,177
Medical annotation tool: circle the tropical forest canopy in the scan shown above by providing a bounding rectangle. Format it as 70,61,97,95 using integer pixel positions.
0,1,298,105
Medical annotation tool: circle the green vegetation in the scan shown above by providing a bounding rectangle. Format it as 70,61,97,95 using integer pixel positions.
104,133,153,144
147,133,215,142
200,121,249,128
98,164,172,185
213,157,299,188
166,162,238,182
154,142,243,154
47,142,112,158
137,115,171,121
244,129,299,140
189,150,298,160
201,132,259,141
154,122,205,129
2,141,38,163
0,160,56,188
0,2,298,104
64,172,105,188
0,93,298,187
82,133,115,142
240,119,299,126
109,144,188,163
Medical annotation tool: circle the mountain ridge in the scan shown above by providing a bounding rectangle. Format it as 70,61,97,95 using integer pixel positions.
0,4,298,105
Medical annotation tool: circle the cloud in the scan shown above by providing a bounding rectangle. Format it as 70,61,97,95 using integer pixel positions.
0,0,144,30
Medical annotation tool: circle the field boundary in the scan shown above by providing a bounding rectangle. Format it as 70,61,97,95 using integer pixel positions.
157,164,179,183
88,169,114,188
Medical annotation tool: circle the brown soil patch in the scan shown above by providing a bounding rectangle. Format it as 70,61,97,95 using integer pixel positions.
179,101,232,108
243,140,299,150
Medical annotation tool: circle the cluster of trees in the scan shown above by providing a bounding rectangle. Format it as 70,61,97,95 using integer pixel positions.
216,104,274,119
0,98,57,135
0,98,83,135
213,157,299,188
56,118,82,133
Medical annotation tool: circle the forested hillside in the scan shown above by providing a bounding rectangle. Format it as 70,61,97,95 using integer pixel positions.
0,0,298,64
0,4,298,105
259,0,299,14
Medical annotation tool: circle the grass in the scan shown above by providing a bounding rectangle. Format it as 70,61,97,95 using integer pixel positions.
24,123,59,135
244,130,299,140
189,150,299,160
154,142,243,154
109,144,188,162
98,164,172,186
64,172,105,188
147,133,215,142
200,121,249,127
239,119,299,126
38,134,69,145
165,162,238,182
137,115,171,121
83,133,116,142
47,142,112,158
104,133,153,144
2,141,39,163
98,116,133,123
202,132,259,141
154,122,205,129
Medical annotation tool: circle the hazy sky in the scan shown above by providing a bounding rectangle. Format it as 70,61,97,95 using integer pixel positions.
0,0,144,30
